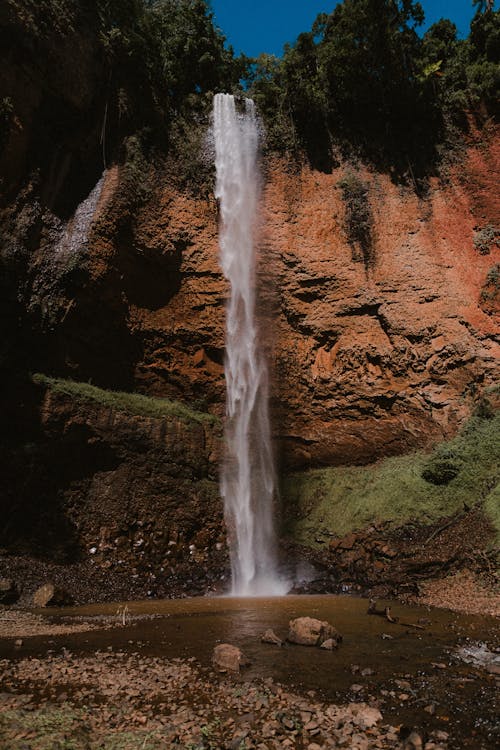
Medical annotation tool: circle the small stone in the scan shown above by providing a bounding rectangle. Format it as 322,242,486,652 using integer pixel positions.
404,731,423,750
320,638,338,650
14,639,23,648
307,744,323,750
433,731,449,741
261,629,283,647
395,679,411,690
352,706,383,729
305,721,319,732
424,704,436,715
361,668,374,676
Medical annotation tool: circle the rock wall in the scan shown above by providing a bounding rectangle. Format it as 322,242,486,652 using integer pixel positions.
4,130,499,473
81,131,498,471
0,380,226,598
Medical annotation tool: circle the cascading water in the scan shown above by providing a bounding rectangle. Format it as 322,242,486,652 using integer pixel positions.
213,93,287,597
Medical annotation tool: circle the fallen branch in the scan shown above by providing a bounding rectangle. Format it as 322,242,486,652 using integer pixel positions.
367,599,426,630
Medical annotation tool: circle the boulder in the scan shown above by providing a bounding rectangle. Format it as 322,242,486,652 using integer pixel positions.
0,578,19,604
33,582,73,608
288,617,342,647
212,643,249,672
261,629,283,646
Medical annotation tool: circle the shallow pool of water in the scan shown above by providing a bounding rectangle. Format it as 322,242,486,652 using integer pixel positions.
12,595,497,691
3,595,499,746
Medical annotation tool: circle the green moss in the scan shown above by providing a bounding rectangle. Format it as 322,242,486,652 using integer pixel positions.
0,705,88,749
484,483,500,546
284,412,500,548
32,373,218,426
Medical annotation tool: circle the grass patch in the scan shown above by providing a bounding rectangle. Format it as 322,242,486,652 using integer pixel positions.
0,706,88,750
283,412,500,548
32,374,218,426
484,483,500,547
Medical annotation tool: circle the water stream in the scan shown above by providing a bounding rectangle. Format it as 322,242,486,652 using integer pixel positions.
213,93,286,596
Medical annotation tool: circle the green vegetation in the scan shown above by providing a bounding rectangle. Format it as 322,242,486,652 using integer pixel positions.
249,1,500,176
484,482,500,543
337,171,374,269
284,411,500,547
474,224,500,254
32,373,218,426
481,262,500,304
8,0,244,167
0,705,85,750
0,704,167,749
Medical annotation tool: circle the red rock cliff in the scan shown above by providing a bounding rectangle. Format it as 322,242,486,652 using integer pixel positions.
85,130,498,470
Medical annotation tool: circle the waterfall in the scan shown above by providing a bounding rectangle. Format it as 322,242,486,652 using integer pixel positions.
213,93,287,596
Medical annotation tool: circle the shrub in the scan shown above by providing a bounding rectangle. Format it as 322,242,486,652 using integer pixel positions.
474,224,499,255
337,171,374,269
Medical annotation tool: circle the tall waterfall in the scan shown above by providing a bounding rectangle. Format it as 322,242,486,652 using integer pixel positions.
213,93,286,596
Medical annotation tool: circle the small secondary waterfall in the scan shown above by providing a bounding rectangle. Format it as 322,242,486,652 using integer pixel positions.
213,93,287,596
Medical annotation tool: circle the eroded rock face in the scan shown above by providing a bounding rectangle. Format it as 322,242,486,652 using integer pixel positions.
0,381,227,599
68,138,498,471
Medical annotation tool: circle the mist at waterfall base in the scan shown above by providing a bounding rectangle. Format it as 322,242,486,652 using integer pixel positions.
213,93,289,597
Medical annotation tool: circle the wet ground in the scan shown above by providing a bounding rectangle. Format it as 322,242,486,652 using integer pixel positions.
0,595,498,748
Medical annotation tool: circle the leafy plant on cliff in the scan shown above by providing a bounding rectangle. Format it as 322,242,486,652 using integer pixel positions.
337,171,374,270
474,224,500,254
284,410,500,547
32,374,218,426
480,263,500,310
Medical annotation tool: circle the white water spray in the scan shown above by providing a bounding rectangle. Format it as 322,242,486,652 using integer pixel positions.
213,93,287,596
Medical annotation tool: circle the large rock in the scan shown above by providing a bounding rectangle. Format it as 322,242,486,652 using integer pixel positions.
33,582,73,607
0,578,19,604
212,643,249,673
288,617,342,647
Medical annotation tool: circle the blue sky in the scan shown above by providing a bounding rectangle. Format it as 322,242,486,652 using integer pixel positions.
211,1,495,58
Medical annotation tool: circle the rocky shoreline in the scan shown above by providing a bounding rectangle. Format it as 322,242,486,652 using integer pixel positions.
0,647,450,750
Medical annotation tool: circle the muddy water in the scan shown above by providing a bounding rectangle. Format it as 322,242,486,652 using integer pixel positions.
2,595,499,746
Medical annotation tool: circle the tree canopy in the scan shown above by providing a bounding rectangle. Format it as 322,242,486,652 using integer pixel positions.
248,0,500,176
